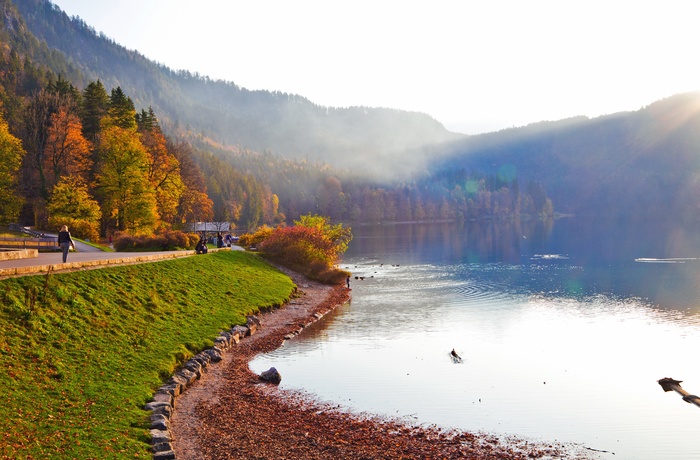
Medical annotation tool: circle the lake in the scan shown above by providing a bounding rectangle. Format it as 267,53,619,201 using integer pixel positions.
250,218,700,459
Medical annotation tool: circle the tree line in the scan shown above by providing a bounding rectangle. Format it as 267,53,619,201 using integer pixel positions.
0,68,285,239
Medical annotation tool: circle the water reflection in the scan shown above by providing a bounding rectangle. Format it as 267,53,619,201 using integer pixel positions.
345,219,700,314
251,219,700,460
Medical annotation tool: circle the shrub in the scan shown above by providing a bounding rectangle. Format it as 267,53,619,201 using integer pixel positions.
238,226,274,249
113,230,199,251
256,215,352,283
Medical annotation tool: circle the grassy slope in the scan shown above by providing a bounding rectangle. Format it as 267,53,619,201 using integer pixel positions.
0,251,295,459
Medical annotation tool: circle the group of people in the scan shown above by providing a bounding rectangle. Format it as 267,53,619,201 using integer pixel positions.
56,226,239,261
195,232,238,254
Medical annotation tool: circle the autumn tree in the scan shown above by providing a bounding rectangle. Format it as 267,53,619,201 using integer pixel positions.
315,176,346,220
137,107,184,227
21,81,84,226
168,139,213,224
263,188,285,225
47,176,101,241
0,114,26,223
43,106,92,190
95,122,158,234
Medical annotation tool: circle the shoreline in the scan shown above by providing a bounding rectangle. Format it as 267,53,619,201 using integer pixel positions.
169,270,594,459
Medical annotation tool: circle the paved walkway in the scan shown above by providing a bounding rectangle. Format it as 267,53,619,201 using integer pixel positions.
0,242,241,278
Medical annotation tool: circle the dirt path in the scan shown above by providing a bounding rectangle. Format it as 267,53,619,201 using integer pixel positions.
169,269,594,460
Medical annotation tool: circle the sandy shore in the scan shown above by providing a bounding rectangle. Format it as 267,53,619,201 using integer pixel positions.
169,269,594,459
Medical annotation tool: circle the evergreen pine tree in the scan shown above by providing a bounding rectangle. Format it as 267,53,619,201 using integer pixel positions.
80,80,109,143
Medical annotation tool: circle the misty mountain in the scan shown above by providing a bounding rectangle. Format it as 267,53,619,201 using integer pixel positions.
430,92,700,219
6,0,700,223
14,0,461,178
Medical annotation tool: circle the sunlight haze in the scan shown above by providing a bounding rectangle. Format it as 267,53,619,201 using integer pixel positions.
50,0,700,134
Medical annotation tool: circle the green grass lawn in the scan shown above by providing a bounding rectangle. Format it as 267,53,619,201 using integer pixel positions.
0,251,295,459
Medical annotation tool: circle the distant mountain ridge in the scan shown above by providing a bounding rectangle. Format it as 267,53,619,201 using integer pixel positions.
14,0,460,177
431,92,700,218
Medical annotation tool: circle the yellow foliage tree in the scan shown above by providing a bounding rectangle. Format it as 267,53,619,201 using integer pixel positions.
0,115,26,223
47,176,101,241
95,123,158,234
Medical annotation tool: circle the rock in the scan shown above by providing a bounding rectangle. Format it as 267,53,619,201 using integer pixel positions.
259,367,282,384
176,368,198,386
150,429,172,444
247,315,261,327
150,414,170,431
246,315,261,335
160,383,181,398
168,373,187,387
214,337,228,349
192,352,211,367
184,359,203,378
151,391,173,406
153,449,176,460
231,325,247,342
152,441,174,453
149,403,173,418
144,401,172,413
204,347,222,362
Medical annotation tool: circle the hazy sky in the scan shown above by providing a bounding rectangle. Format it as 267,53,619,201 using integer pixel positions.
49,0,700,134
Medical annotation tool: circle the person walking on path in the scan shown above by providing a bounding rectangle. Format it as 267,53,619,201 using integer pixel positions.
57,225,75,263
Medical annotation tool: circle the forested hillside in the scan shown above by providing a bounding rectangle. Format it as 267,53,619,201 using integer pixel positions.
6,0,699,230
431,92,700,219
0,0,554,236
15,0,460,177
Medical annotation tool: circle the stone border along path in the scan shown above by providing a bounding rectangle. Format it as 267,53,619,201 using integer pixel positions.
0,247,234,279
145,303,330,460
145,319,257,460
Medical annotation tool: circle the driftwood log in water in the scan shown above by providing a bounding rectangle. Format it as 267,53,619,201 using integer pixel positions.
658,377,700,408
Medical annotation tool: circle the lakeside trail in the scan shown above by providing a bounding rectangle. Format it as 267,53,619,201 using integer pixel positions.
169,268,594,460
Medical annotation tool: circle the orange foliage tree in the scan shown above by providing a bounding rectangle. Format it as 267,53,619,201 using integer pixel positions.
138,108,184,228
43,107,92,189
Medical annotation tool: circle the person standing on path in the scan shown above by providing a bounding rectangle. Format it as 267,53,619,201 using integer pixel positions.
57,225,75,263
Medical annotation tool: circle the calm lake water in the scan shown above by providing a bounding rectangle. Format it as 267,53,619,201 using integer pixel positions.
250,218,700,459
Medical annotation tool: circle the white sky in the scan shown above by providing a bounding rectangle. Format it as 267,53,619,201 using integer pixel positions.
49,0,700,134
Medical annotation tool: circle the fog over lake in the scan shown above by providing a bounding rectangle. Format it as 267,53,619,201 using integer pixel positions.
251,219,700,459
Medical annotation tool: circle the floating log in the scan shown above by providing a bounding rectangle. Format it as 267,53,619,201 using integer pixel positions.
658,377,700,409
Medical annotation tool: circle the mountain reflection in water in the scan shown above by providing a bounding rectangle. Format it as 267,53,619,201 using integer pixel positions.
250,219,700,460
